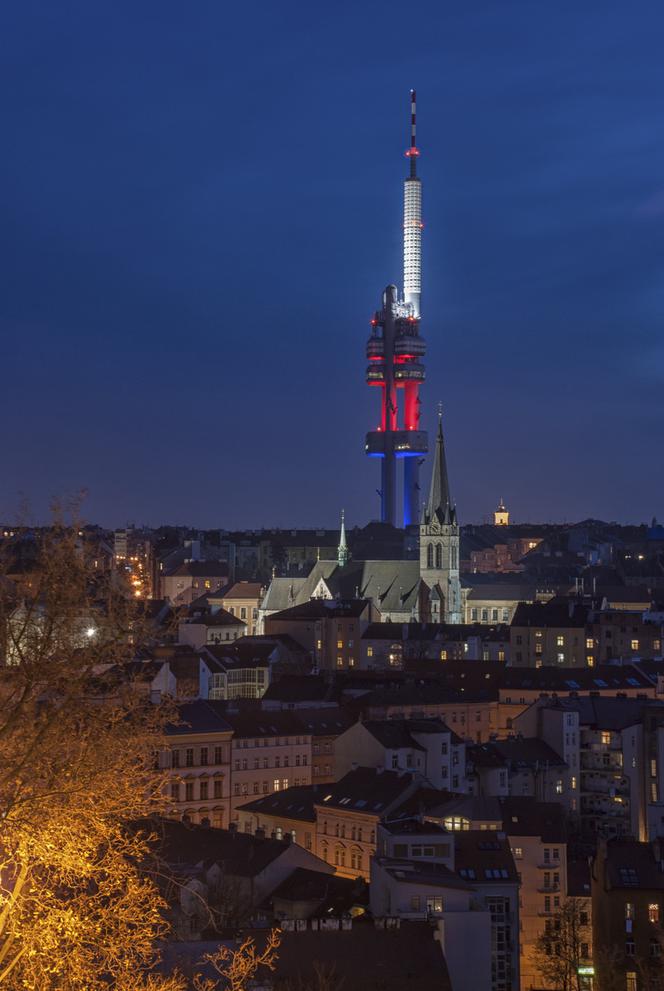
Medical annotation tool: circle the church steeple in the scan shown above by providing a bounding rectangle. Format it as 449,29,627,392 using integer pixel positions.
337,509,349,567
422,407,456,526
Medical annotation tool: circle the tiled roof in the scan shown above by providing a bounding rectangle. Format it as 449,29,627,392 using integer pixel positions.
453,830,519,884
315,767,415,816
500,797,567,842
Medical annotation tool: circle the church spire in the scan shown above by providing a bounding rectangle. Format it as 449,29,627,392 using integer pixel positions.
337,509,349,567
422,406,456,526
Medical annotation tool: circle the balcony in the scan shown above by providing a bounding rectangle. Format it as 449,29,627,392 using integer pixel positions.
537,884,561,893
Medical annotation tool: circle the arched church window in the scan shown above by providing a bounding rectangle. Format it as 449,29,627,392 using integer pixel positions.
435,544,442,569
427,544,434,568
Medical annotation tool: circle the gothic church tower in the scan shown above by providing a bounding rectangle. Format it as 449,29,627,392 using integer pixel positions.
419,412,461,623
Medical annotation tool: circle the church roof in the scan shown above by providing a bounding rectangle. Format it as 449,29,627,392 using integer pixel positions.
422,415,456,527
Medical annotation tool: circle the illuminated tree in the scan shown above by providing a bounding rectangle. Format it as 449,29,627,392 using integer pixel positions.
0,518,186,989
194,931,281,991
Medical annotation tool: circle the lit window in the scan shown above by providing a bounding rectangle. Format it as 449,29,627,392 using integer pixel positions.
557,653,565,664
556,635,564,647
273,779,280,792
625,902,634,920
367,646,373,657
654,639,661,651
337,640,343,649
571,776,577,789
535,631,543,639
498,650,505,662
601,732,611,745
440,650,448,661
316,640,322,650
555,779,563,794
535,643,543,655
626,972,637,991
631,640,639,651
587,655,594,666
337,656,344,667
649,903,660,923
586,638,594,649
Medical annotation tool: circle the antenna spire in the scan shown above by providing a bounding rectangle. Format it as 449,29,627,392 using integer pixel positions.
408,89,418,178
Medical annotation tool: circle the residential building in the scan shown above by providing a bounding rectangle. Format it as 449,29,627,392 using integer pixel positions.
160,700,233,828
315,767,419,879
160,560,229,605
334,718,466,791
225,709,312,823
209,581,265,636
591,838,664,991
500,798,568,991
264,598,376,671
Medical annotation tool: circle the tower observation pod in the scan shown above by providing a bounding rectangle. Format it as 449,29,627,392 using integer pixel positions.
365,91,428,527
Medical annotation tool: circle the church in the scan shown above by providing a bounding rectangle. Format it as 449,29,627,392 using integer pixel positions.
259,414,462,629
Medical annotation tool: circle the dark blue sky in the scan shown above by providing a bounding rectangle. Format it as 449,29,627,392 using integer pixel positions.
2,1,663,529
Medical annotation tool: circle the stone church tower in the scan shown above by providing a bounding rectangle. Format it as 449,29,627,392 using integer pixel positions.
419,413,462,623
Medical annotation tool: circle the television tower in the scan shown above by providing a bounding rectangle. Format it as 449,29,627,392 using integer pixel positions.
365,90,428,527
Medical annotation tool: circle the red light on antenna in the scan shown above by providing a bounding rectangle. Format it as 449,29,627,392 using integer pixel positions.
405,147,420,157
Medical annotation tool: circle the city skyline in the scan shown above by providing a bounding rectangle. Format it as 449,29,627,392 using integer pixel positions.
2,2,664,528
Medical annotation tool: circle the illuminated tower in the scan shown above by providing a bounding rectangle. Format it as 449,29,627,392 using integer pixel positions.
365,91,428,526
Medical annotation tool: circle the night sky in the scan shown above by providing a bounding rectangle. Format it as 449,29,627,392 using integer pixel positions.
2,1,663,529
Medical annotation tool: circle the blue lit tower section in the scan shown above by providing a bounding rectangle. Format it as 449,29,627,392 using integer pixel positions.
365,91,428,527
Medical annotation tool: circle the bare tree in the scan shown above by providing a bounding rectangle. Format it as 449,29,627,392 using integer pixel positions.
534,898,592,991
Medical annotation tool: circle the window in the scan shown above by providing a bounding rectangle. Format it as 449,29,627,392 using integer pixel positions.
512,847,523,859
214,746,223,765
481,609,488,622
426,896,443,914
214,780,223,799
440,649,448,660
651,940,661,957
367,646,373,657
199,780,208,800
410,895,421,912
625,902,634,920
170,783,179,801
502,609,509,622
601,731,611,745
555,779,563,795
535,643,543,655
240,607,247,619
337,656,344,667
200,747,208,766
185,782,194,801
471,608,478,621
337,640,343,649
557,652,565,664
282,778,289,791
557,635,564,646
625,940,635,956
172,750,180,768
586,637,594,649
185,748,194,767
273,779,280,791
631,639,639,651
626,973,637,991
649,903,660,924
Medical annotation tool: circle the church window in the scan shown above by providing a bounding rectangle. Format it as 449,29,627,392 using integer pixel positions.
427,544,434,568
451,547,458,569
435,544,442,569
